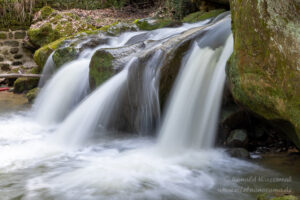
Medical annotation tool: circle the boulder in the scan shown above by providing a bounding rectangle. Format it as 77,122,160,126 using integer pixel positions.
13,78,39,94
28,6,96,47
227,0,300,149
226,129,248,147
26,88,39,103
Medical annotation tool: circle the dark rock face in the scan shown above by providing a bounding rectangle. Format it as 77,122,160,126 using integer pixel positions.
226,129,248,147
227,0,300,149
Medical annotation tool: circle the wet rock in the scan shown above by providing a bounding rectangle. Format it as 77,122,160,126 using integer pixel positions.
182,9,226,23
228,0,300,149
52,47,78,68
134,18,181,31
13,78,39,93
226,129,248,147
226,148,250,159
10,48,19,54
26,87,39,103
4,41,19,47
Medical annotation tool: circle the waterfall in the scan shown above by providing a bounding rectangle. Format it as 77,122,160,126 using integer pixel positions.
33,32,142,126
53,59,135,147
33,59,90,125
38,52,56,88
158,34,233,154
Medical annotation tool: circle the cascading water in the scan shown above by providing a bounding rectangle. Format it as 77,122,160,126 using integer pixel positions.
1,13,297,200
158,35,233,154
33,32,143,126
54,59,135,147
38,52,56,88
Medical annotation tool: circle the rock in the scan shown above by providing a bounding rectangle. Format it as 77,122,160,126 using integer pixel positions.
0,63,10,71
226,148,250,159
28,23,61,47
52,47,78,68
89,50,115,88
10,48,19,54
29,7,96,47
226,129,248,147
26,88,39,103
0,32,7,39
0,55,4,62
14,31,26,39
4,41,19,47
33,37,66,71
182,9,226,23
13,78,39,93
134,18,181,31
14,54,23,59
227,0,300,149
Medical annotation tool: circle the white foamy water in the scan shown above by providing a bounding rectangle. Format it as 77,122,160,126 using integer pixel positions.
157,35,233,154
33,59,90,125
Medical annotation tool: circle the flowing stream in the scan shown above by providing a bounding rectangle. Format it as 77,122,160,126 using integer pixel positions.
0,13,299,200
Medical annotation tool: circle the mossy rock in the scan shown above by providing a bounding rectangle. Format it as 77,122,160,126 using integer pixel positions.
134,18,181,31
228,0,300,149
33,37,66,71
29,7,96,47
13,78,39,94
28,23,61,47
89,50,115,88
40,6,55,19
182,9,226,23
26,87,39,103
52,46,78,68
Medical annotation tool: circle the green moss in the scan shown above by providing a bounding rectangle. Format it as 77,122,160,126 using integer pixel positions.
28,23,61,47
182,9,226,23
228,0,300,148
26,87,39,103
52,47,77,68
33,37,65,71
40,6,55,19
134,18,178,31
0,32,7,39
13,78,39,94
89,50,114,88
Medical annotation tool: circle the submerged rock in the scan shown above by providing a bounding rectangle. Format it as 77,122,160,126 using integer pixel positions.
227,0,300,149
